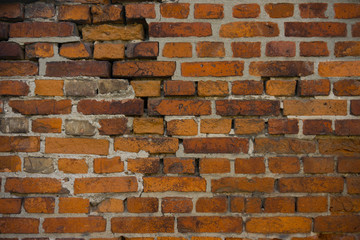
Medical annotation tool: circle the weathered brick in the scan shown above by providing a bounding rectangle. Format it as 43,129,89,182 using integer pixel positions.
0,198,21,214
164,158,195,174
232,80,263,95
198,80,229,97
285,22,347,37
65,80,97,97
230,197,245,213
196,42,225,58
113,61,175,77
319,138,360,156
266,80,296,96
125,4,155,19
43,217,106,233
162,197,193,213
264,197,295,213
161,3,189,19
178,216,242,233
24,157,54,174
353,23,360,37
58,158,88,174
268,119,298,134
150,22,212,37
0,136,40,152
299,79,330,96
5,178,62,194
284,100,347,116
167,119,197,136
144,177,206,192
10,100,71,115
279,177,343,193
94,157,123,174
216,100,280,116
200,119,231,134
233,4,260,18
314,216,360,233
212,177,274,193
348,177,360,194
59,42,92,59
335,120,360,135
35,80,63,96
164,80,195,96
0,156,21,172
0,218,39,234
220,22,279,38
250,61,314,77
78,99,143,115
91,5,123,23
25,43,54,59
74,177,137,194
126,42,158,58
127,158,160,174
298,196,327,213
46,61,110,77
303,157,334,173
184,138,248,154
10,22,77,38
98,79,128,94
300,3,327,18
0,80,28,96
255,138,316,154
59,198,89,213
338,157,360,173
235,157,265,174
183,60,241,77
0,3,23,21
82,24,143,41
265,3,294,18
45,137,109,155
232,42,261,58
149,99,211,116
94,43,124,60
133,118,163,135
115,137,178,154
127,197,158,213
58,5,90,23
300,41,329,57
194,4,224,19
351,100,360,115
111,217,174,233
196,197,227,213
330,196,360,213
200,158,230,174
266,41,295,57
24,197,54,213
32,118,62,133
25,2,55,19
335,42,360,57
334,80,360,96
246,217,311,233
131,80,160,97
65,120,95,136
0,42,23,60
0,61,38,76
268,157,300,174
98,118,127,136
234,119,265,135
162,42,192,58
96,198,124,213
303,119,332,135
0,22,9,40
246,198,262,213
334,4,360,19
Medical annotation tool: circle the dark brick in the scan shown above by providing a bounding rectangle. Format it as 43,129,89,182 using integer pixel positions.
0,42,23,60
46,61,110,78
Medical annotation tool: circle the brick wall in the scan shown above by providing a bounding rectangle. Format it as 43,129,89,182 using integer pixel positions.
0,0,359,239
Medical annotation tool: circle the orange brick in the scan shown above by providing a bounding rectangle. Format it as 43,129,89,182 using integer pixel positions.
235,157,265,174
94,157,124,173
234,119,265,135
127,158,160,174
0,156,21,172
194,4,224,19
232,80,263,95
133,118,164,135
35,79,63,96
298,196,328,213
302,157,334,173
319,61,360,77
182,61,243,77
162,42,192,58
279,177,343,193
125,3,155,19
300,41,329,57
162,197,193,213
330,196,360,213
32,118,62,133
268,119,299,134
43,217,106,233
0,80,29,96
0,217,39,234
232,42,261,58
9,99,71,115
131,80,161,97
199,158,230,174
163,158,195,174
160,3,189,19
94,43,125,60
334,79,360,96
245,198,261,213
96,198,124,213
348,177,360,194
167,119,198,136
115,137,178,153
264,197,295,213
24,197,55,213
283,100,347,116
25,42,54,59
268,157,300,173
178,216,242,233
196,42,225,58
220,22,279,38
255,138,316,154
265,3,294,18
59,42,91,59
164,80,195,96
45,137,109,155
233,4,260,18
0,198,22,214
74,177,137,194
58,5,90,23
127,197,158,213
314,216,360,233
246,217,311,233
0,136,40,153
111,217,174,233
266,80,296,96
230,197,245,213
338,157,360,173
299,79,330,96
196,197,227,213
200,118,231,134
334,3,360,19
59,197,89,213
5,178,62,194
198,80,229,97
58,158,88,174
143,177,206,192
212,177,274,193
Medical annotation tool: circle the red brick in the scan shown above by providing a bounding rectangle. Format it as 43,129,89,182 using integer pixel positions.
200,119,231,134
114,137,178,154
266,41,295,57
335,120,360,135
220,22,279,38
235,157,265,174
94,157,123,174
167,119,197,136
163,158,195,174
279,177,343,193
216,100,280,116
335,42,360,57
232,80,263,95
0,156,21,172
268,157,300,174
82,24,143,41
184,138,248,154
111,217,174,233
352,23,360,37
0,3,23,21
212,177,274,193
196,197,227,213
250,61,314,77
58,5,90,23
255,138,316,154
285,22,346,37
196,42,225,58
25,2,55,19
303,157,334,173
162,42,192,58
143,177,206,192
351,100,360,115
150,22,212,37
125,42,158,58
268,119,298,134
246,217,311,233
338,157,360,173
162,197,192,213
0,198,21,214
0,136,40,152
299,79,330,96
24,197,55,214
300,3,327,18
348,177,360,194
334,4,360,19
91,5,123,23
45,137,108,155
266,80,296,96
127,198,158,213
194,4,224,19
32,118,62,133
149,99,211,116
164,80,195,96
26,42,54,59
127,158,160,174
298,196,328,213
199,158,230,174
0,218,39,234
182,61,243,77
265,3,294,18
0,81,28,96
300,41,329,57
264,197,295,213
230,197,245,213
246,198,262,213
198,80,229,97
96,198,124,213
58,158,88,174
318,138,360,156
74,177,137,194
330,196,360,213
59,42,91,59
0,61,38,76
314,216,360,233
131,80,161,97
161,3,189,19
178,216,242,233
334,80,360,96
78,99,143,115
0,42,23,60
113,61,175,77
43,217,106,233
5,178,62,194
10,22,77,38
9,100,70,115
234,119,265,135
46,61,110,77
125,4,155,19
99,118,127,135
59,198,89,214
233,4,260,18
0,22,9,40
319,61,360,77
303,119,332,135
232,42,261,58
284,100,347,116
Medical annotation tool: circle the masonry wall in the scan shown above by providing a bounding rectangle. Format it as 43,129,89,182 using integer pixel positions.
0,0,360,239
